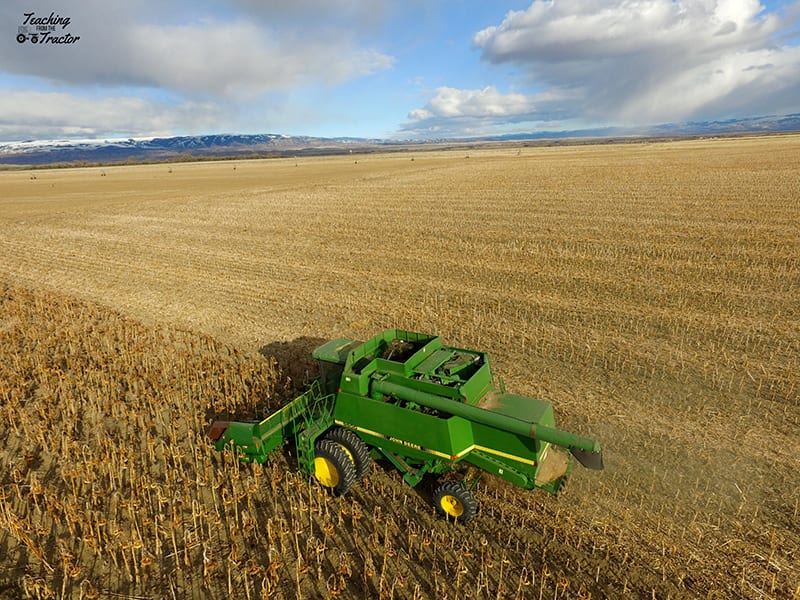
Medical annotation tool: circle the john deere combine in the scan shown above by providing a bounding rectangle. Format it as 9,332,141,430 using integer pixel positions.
208,329,603,522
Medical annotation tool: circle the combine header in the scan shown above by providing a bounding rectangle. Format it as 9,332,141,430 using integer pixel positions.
208,329,603,522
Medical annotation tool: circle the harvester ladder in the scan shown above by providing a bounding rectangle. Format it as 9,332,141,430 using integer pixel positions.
292,381,335,475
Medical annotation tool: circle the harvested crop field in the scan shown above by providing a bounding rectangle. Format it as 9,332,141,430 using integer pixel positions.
1,135,799,599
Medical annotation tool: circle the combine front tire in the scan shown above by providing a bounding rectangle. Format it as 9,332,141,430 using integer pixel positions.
313,439,356,496
434,481,478,523
323,427,371,480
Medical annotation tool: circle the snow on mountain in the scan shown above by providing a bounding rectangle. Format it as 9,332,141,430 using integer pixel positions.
0,133,383,165
0,137,152,154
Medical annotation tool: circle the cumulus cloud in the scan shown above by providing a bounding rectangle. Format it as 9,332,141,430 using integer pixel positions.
408,86,536,119
406,0,800,134
404,86,548,136
474,0,778,63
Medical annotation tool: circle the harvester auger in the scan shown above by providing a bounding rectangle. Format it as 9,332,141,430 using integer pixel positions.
208,330,604,523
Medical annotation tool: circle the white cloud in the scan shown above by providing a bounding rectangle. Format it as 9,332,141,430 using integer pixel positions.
408,86,536,119
0,91,220,140
403,86,554,137
404,0,800,135
119,22,394,98
474,0,777,63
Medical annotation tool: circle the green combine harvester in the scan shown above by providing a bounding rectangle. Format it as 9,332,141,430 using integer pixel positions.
208,329,603,522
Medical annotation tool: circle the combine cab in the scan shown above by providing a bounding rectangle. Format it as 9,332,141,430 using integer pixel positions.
209,329,603,522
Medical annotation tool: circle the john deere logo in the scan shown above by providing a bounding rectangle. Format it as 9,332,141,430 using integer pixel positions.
17,12,80,45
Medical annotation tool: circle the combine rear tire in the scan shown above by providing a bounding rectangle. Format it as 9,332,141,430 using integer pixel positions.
434,481,478,523
323,427,371,480
314,439,356,496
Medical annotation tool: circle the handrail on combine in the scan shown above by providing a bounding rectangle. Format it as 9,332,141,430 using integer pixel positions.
208,379,335,465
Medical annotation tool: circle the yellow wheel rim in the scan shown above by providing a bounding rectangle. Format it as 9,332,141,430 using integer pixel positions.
440,494,465,517
340,446,355,465
314,457,340,488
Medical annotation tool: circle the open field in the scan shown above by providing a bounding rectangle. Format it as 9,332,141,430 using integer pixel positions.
1,135,799,598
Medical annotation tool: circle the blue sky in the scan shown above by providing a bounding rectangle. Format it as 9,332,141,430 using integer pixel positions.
1,0,798,141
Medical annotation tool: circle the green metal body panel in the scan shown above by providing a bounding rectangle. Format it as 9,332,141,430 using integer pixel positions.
313,337,359,363
333,391,475,462
212,329,603,499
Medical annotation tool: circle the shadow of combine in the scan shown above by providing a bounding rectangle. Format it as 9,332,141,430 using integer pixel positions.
258,336,327,403
202,336,326,428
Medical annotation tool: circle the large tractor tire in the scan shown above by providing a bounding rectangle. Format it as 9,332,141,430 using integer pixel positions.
434,480,478,523
313,439,357,496
323,427,372,480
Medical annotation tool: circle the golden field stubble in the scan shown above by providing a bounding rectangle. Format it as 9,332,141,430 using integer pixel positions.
0,136,798,598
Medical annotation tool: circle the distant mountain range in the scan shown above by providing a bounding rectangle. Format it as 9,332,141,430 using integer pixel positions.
1,114,798,166
0,133,386,166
